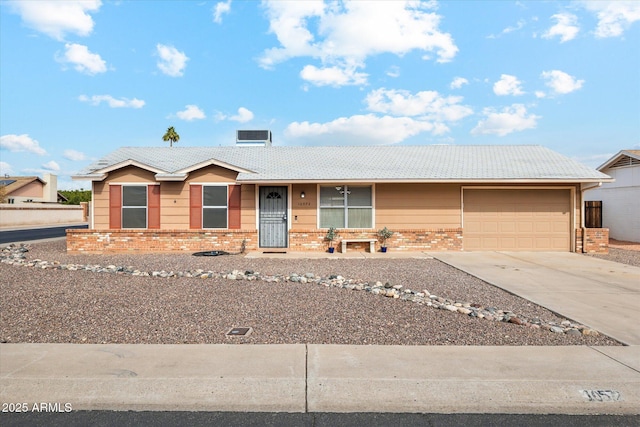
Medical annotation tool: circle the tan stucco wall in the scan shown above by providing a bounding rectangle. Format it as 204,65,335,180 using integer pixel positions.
290,183,461,230
291,184,318,229
241,184,256,229
9,181,44,198
92,167,584,249
92,165,245,230
376,183,461,229
0,205,85,227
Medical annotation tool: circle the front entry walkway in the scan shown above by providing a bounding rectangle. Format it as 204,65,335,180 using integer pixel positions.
430,252,640,345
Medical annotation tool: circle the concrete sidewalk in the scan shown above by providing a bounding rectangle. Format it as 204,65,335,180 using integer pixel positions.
1,343,639,414
431,252,640,345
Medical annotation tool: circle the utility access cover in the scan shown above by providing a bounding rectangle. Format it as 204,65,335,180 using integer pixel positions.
226,327,253,337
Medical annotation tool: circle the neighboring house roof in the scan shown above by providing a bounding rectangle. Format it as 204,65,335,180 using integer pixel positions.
597,150,640,171
73,145,612,183
0,176,45,195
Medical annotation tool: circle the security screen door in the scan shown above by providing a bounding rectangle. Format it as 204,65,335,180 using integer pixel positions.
259,186,288,248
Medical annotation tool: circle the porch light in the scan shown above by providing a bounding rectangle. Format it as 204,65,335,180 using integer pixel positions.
300,191,305,198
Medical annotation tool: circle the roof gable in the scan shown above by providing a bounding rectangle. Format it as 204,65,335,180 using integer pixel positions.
597,150,640,171
0,176,45,195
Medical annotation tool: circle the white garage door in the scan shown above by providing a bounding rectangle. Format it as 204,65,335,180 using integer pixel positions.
463,189,571,251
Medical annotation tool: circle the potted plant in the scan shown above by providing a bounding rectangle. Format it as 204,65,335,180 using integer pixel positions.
377,227,393,252
325,227,338,253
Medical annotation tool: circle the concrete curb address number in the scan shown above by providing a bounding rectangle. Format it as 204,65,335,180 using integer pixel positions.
580,390,621,402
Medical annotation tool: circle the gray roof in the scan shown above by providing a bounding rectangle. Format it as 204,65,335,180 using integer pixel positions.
74,145,612,183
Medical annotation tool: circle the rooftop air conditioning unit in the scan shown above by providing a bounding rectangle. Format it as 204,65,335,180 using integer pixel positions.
236,130,272,147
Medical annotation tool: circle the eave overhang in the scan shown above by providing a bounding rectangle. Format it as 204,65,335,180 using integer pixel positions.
72,173,107,181
236,178,615,185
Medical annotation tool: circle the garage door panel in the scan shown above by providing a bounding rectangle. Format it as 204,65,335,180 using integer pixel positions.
482,221,499,233
500,221,517,232
464,189,571,251
535,222,552,233
517,222,534,232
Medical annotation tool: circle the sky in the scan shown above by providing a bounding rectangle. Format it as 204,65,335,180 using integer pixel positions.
1,0,639,190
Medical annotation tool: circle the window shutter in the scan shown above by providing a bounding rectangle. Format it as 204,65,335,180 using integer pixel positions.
190,185,202,229
148,184,161,229
109,185,122,229
228,184,241,229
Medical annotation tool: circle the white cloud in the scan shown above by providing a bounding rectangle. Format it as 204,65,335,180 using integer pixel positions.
156,44,189,77
284,86,474,145
386,66,400,78
487,19,525,39
215,107,254,123
0,161,14,176
58,43,107,75
42,160,60,172
213,0,231,23
541,70,584,94
471,104,540,137
535,91,546,99
580,1,640,38
365,88,473,122
8,0,101,40
450,77,468,89
63,149,86,161
0,134,47,155
260,0,457,86
543,13,580,42
79,94,145,108
493,74,525,96
285,114,441,145
176,105,206,121
300,64,368,86
229,107,254,123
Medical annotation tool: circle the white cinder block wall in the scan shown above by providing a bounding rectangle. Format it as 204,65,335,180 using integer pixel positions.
585,165,640,242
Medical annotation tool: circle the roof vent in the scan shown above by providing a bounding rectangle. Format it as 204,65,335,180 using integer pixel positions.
236,130,272,147
610,155,640,169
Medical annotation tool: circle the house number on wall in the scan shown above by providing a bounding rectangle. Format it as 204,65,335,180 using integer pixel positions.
297,202,311,206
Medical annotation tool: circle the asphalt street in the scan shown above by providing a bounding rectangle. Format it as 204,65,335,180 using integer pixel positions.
2,412,639,427
0,224,87,244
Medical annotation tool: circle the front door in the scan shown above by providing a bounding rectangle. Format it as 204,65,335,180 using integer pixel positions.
259,186,288,248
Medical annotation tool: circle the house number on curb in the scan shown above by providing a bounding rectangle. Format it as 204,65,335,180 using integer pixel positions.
580,390,621,402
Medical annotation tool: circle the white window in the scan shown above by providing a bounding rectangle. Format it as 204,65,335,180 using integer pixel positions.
122,185,147,228
203,185,228,228
319,185,372,228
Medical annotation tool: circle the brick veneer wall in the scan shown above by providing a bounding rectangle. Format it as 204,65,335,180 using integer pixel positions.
581,228,609,254
68,228,464,253
574,228,583,253
67,229,257,254
289,228,463,252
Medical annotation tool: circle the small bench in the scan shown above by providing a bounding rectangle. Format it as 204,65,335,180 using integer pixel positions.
341,238,377,253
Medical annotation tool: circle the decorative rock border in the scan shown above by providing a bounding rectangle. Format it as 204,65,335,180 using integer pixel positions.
1,244,599,337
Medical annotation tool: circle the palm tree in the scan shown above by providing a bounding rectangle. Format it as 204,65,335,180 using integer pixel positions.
162,126,180,147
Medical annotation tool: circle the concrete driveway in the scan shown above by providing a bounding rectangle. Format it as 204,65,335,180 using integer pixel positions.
430,252,640,345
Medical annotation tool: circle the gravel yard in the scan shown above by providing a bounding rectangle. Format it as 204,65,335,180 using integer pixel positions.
0,240,629,346
588,247,640,267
